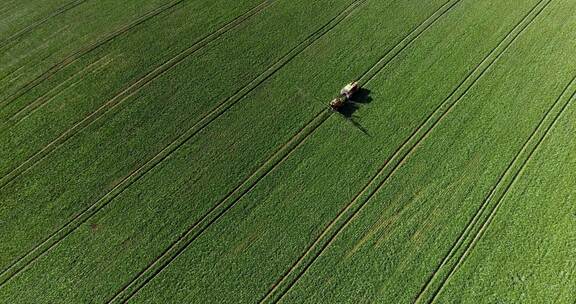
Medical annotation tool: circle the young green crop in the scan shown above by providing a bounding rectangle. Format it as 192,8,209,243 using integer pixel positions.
0,0,453,302
435,87,576,303
0,0,170,102
2,0,574,302
0,0,78,43
130,0,573,302
277,0,576,303
0,0,369,300
0,0,267,121
2,0,560,302
0,0,265,177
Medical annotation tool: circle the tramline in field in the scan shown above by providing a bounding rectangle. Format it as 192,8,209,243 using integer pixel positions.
1,0,575,302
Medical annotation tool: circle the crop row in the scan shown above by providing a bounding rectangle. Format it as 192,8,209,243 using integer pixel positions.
436,92,576,303
277,0,576,302
0,0,77,44
0,0,172,103
0,0,451,302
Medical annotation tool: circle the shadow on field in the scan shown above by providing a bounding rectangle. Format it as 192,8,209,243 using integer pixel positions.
336,88,372,136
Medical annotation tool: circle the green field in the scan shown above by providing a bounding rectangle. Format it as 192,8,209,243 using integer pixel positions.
1,0,574,303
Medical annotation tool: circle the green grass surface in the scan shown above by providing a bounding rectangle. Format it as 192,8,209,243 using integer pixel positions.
435,94,576,303
0,0,358,275
0,0,78,43
0,0,266,177
0,0,574,303
277,1,576,302
0,0,171,102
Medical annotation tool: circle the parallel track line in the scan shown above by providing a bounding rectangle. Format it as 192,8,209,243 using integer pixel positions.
104,1,374,301
2,54,113,128
0,0,274,190
0,0,185,107
0,0,363,290
0,0,276,286
427,77,576,303
412,1,560,302
260,0,549,302
122,1,464,301
0,0,87,49
113,109,331,303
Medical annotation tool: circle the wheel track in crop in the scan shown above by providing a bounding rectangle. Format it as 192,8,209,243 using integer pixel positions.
422,75,576,304
110,109,333,303
258,0,552,302
0,0,185,107
102,0,373,301
2,1,288,128
0,0,275,190
0,0,361,290
0,0,88,49
414,1,570,302
0,0,276,285
2,54,114,128
108,0,464,302
1,0,367,291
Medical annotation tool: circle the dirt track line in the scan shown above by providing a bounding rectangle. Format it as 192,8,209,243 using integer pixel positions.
0,0,275,190
112,109,332,303
259,0,466,300
412,1,557,302
0,0,362,290
0,0,184,107
0,0,87,49
0,54,113,128
427,78,576,303
102,2,372,302
259,0,551,302
0,0,276,286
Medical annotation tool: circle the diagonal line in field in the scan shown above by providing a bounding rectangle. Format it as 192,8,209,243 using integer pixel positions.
110,0,463,301
0,0,367,292
426,76,576,304
413,1,565,302
2,54,114,128
355,0,459,86
103,1,374,302
0,0,277,287
252,0,484,301
120,0,460,302
0,0,88,49
111,109,332,304
0,0,185,107
261,0,552,302
0,0,275,190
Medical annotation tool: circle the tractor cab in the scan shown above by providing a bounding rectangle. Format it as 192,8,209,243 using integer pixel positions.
329,96,346,110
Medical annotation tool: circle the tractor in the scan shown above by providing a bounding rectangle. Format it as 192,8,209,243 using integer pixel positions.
330,81,359,111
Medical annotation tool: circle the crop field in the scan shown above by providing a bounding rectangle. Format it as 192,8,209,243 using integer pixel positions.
0,0,575,303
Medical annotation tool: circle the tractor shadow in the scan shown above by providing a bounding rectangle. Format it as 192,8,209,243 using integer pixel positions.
336,88,372,136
